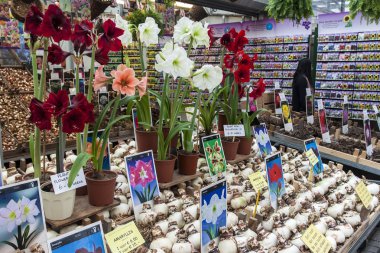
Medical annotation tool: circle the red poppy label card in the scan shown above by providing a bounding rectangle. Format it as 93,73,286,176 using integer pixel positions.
306,94,314,124
200,180,227,253
363,110,373,157
125,150,160,218
342,97,349,134
265,152,286,210
280,100,293,132
274,87,282,115
317,100,331,144
82,130,111,170
0,179,48,253
202,134,227,180
48,221,106,253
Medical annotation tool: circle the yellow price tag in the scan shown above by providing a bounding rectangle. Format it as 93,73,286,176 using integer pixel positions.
306,149,319,167
105,221,145,253
249,171,267,192
355,181,372,209
301,224,332,253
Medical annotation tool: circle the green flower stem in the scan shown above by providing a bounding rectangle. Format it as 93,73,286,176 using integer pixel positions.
57,118,66,174
31,52,38,97
33,129,41,178
38,38,49,100
74,63,82,155
157,74,169,160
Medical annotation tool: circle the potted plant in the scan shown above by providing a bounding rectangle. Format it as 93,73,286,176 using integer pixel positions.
239,78,267,155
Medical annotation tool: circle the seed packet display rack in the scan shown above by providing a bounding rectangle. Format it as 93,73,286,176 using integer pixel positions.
315,31,380,121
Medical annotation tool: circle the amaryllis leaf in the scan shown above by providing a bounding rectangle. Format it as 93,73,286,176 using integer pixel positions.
68,153,92,187
1,241,18,249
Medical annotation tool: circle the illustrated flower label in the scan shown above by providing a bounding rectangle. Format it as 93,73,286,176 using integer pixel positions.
52,169,86,195
342,97,349,134
305,149,319,167
301,224,331,253
249,171,267,192
253,123,272,157
202,134,227,179
265,152,285,210
105,221,145,253
304,138,324,175
355,181,372,209
363,110,373,157
223,125,245,137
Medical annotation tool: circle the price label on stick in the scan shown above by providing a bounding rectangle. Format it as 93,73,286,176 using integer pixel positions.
355,181,372,209
223,125,245,137
302,224,332,253
249,171,267,192
306,149,319,167
105,221,145,253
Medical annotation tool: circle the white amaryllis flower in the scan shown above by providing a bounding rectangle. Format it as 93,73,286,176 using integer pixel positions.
115,14,133,46
138,17,160,46
191,22,210,48
20,197,40,224
192,65,223,92
201,190,226,224
173,17,194,45
155,42,194,79
257,129,270,147
0,199,22,232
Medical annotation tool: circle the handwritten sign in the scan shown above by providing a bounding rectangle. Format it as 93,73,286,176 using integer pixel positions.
223,125,245,137
105,222,145,253
301,224,332,253
249,172,267,192
306,149,319,167
355,181,372,209
51,170,86,195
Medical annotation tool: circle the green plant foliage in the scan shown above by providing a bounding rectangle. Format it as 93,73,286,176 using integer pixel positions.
265,0,314,23
127,9,164,40
349,0,380,24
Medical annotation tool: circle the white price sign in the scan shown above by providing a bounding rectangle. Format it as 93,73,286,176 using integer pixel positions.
51,169,86,195
223,125,245,137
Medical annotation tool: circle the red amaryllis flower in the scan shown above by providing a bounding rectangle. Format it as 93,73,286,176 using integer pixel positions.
98,19,124,52
93,47,110,65
62,108,86,134
39,4,71,42
249,78,266,99
223,54,234,69
230,30,248,53
24,4,43,36
269,163,283,182
71,20,94,48
48,44,71,64
235,51,252,69
208,28,217,47
234,66,250,84
29,98,52,130
43,90,69,117
71,93,95,123
72,38,87,56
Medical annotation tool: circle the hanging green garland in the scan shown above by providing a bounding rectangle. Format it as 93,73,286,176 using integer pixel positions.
349,0,380,24
265,0,314,23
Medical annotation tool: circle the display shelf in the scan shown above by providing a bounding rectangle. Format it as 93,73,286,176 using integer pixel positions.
46,196,120,231
159,170,203,189
227,153,255,164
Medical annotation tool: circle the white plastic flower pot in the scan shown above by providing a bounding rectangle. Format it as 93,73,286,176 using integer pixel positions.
41,183,75,221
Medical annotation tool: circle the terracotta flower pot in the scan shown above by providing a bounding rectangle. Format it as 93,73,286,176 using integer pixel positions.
136,128,158,152
41,182,75,221
222,137,240,161
218,112,228,132
154,154,177,183
86,171,117,206
178,151,199,175
237,137,253,155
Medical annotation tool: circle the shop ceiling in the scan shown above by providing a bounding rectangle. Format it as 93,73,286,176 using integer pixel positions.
178,0,350,16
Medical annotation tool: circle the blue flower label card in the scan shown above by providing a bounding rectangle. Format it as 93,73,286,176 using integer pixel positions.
253,123,272,157
265,152,286,210
363,110,373,157
48,221,106,253
200,180,227,253
342,96,349,134
0,179,47,253
304,138,324,175
125,150,160,217
82,130,111,170
202,134,227,180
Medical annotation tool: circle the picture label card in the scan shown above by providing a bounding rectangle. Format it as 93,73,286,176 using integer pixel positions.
306,94,314,124
305,149,319,167
265,152,286,210
223,125,245,137
363,110,373,157
48,221,106,253
301,224,331,253
202,134,227,179
200,180,227,253
342,100,349,135
105,221,145,253
355,181,372,209
317,100,331,143
0,179,47,253
125,150,160,217
253,123,272,157
51,169,86,195
249,171,267,192
274,88,282,115
374,105,380,131
304,138,324,175
281,100,293,132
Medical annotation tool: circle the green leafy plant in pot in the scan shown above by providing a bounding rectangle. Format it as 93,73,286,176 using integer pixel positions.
238,78,267,155
349,0,380,24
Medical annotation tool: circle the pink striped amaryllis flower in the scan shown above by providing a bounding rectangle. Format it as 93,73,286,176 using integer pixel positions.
130,160,155,188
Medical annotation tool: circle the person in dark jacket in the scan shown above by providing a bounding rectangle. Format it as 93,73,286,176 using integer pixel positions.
292,58,313,112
